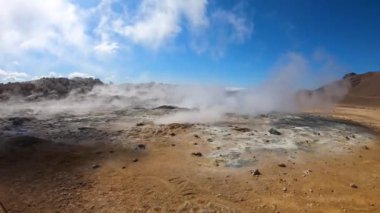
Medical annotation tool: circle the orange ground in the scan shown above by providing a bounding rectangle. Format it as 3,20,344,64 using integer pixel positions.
0,106,379,212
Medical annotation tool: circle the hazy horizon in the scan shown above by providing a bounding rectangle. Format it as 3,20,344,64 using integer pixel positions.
1,0,379,87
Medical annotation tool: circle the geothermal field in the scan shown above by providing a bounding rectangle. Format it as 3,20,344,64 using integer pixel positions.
0,72,380,212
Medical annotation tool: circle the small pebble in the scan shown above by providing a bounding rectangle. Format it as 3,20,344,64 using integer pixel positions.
250,169,261,176
192,152,203,157
92,164,100,169
350,183,358,188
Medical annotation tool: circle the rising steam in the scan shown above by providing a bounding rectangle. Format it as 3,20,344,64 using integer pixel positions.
0,52,350,123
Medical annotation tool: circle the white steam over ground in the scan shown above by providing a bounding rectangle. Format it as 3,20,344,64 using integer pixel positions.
0,52,349,123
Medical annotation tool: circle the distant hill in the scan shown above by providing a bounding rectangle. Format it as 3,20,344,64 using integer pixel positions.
297,71,380,108
0,77,103,102
340,72,380,107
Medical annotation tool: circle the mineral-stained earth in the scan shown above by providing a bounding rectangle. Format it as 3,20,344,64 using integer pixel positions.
0,76,379,212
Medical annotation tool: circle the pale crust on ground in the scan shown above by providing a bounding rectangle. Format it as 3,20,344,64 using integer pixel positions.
0,106,379,212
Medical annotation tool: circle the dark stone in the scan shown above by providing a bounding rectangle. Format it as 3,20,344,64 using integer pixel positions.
343,72,357,80
153,105,178,110
92,164,100,169
233,127,251,132
269,128,282,135
250,169,261,176
2,125,11,130
133,158,139,162
137,144,146,150
192,152,203,157
8,117,31,126
136,122,145,126
278,163,286,168
78,127,94,131
350,183,358,188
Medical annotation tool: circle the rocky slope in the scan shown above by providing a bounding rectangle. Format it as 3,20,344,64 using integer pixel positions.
297,71,380,108
340,71,380,107
0,77,103,102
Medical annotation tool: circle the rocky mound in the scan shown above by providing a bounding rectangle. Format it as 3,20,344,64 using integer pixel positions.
297,71,380,108
0,77,103,102
340,72,380,107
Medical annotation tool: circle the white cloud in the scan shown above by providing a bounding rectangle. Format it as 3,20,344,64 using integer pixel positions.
213,9,253,43
191,6,253,57
0,0,88,55
0,69,29,82
0,0,255,83
112,0,208,49
94,41,119,54
68,72,95,79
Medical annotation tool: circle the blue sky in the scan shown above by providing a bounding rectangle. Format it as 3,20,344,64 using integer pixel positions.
0,0,379,87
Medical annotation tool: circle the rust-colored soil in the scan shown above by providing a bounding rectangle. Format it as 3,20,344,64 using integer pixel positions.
0,106,379,212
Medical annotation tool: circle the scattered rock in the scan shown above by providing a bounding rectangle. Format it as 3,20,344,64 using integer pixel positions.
194,134,200,138
193,142,198,145
363,145,369,150
345,136,350,140
192,152,203,157
250,169,261,176
167,123,193,129
92,164,100,169
171,144,176,147
136,122,145,126
343,72,357,79
2,125,11,130
122,166,126,169
269,128,282,135
233,127,251,132
137,144,146,150
278,163,286,168
282,187,287,192
170,133,176,136
207,138,213,143
153,105,178,110
350,183,358,188
133,158,139,162
303,169,312,176
8,117,31,126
